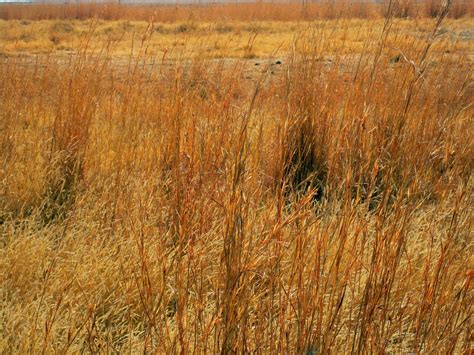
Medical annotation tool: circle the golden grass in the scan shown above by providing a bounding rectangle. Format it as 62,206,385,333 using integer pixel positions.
0,17,473,58
0,3,473,354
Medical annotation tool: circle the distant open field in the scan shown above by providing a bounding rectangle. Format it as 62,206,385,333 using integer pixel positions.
1,1,473,353
0,17,473,58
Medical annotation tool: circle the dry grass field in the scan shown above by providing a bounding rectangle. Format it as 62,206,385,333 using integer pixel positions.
0,1,473,353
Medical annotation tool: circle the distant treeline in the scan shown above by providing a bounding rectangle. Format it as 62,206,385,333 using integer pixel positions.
0,0,472,20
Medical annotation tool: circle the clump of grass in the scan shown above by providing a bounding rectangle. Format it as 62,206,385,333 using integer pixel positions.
214,22,234,33
282,113,328,202
173,22,198,34
153,23,170,34
51,21,74,33
40,34,107,224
